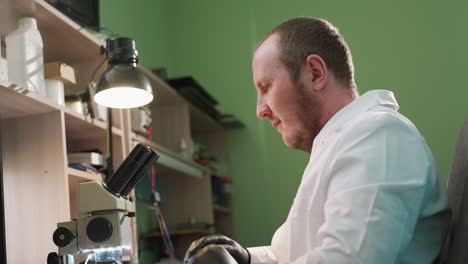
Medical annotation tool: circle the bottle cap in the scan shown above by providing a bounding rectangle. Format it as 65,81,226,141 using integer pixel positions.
19,17,37,28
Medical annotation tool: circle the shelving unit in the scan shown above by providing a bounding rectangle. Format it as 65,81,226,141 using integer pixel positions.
0,1,129,262
0,80,60,118
132,133,211,177
132,67,235,262
64,108,124,139
67,167,102,182
0,0,235,263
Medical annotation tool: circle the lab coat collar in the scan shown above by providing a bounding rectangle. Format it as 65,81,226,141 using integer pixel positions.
312,90,399,152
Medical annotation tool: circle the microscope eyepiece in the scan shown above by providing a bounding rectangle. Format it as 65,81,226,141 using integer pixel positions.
120,149,159,196
105,143,159,196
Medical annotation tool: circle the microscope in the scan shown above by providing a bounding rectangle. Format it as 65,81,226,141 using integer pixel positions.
48,143,159,264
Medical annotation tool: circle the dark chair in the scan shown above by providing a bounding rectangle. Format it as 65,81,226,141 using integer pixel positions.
443,117,468,263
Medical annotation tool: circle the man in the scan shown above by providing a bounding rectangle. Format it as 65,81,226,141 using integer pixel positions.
185,17,450,264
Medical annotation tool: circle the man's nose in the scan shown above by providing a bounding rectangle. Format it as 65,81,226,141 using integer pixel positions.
257,95,272,119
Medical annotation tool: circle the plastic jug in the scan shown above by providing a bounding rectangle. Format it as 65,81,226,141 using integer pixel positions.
6,17,46,96
0,35,7,81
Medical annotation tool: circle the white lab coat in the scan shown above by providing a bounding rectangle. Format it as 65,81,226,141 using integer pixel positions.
248,90,450,264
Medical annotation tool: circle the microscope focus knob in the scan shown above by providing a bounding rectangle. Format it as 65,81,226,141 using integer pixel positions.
47,252,60,264
87,217,113,243
53,227,75,247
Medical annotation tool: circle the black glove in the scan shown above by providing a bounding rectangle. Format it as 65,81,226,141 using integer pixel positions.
186,245,238,264
184,234,250,264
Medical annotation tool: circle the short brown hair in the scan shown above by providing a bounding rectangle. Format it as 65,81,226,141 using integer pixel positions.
258,17,355,89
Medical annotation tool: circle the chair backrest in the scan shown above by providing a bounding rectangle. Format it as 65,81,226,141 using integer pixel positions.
445,116,468,263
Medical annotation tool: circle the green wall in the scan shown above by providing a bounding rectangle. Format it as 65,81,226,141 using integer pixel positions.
99,0,172,69
101,0,468,253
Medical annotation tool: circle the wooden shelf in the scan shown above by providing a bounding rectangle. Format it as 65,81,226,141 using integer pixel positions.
139,66,185,105
144,229,213,238
213,204,231,214
64,108,123,141
190,104,224,134
28,0,104,65
132,133,179,158
132,133,211,176
0,81,61,120
138,67,223,133
138,67,224,133
0,81,124,141
67,167,102,182
5,0,107,95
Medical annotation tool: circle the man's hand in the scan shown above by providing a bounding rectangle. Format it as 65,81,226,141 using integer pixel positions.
186,245,238,264
184,235,250,264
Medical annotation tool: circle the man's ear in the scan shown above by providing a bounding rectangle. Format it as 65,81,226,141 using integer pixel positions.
304,54,328,91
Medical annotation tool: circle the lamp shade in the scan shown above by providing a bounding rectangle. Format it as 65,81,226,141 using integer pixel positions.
94,37,153,109
94,64,153,108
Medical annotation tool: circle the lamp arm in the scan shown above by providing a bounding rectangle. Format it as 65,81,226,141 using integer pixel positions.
106,107,113,181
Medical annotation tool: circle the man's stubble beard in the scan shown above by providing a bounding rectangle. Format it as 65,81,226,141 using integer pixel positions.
292,81,323,153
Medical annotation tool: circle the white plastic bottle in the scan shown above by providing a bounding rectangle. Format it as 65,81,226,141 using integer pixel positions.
6,17,46,96
0,34,7,81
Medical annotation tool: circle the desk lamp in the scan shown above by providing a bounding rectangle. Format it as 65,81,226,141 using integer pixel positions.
94,37,153,109
95,37,153,179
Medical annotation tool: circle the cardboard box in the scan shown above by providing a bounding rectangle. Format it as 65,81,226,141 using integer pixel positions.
45,62,76,85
